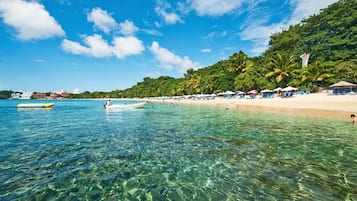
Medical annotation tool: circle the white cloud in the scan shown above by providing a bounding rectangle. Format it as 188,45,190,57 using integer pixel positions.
61,34,144,59
154,21,161,28
0,0,65,40
61,34,112,58
240,0,339,55
119,20,139,36
155,7,183,25
141,29,163,36
62,34,112,58
149,42,180,70
149,41,201,74
58,0,71,6
204,31,227,39
288,0,339,25
146,72,162,79
177,2,191,15
87,7,117,34
201,48,212,53
240,21,286,55
61,39,91,56
112,36,145,59
188,0,244,16
84,34,113,58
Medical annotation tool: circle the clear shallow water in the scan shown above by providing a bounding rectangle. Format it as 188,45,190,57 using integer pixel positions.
0,100,356,200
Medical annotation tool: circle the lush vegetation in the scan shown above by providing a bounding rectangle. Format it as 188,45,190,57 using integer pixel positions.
68,0,357,99
0,90,13,99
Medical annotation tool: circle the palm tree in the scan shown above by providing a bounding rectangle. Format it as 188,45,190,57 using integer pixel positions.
336,60,357,84
265,53,297,86
184,68,195,78
205,71,226,93
227,51,253,73
186,74,202,94
176,82,186,95
301,61,334,86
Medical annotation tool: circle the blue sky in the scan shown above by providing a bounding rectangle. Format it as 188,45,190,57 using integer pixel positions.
0,0,338,93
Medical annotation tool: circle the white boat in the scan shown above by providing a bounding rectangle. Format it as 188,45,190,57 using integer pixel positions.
104,102,146,109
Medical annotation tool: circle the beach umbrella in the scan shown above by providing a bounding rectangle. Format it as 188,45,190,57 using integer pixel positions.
273,87,282,92
217,91,235,96
261,89,273,93
225,91,235,95
237,91,246,95
282,86,298,92
247,90,258,94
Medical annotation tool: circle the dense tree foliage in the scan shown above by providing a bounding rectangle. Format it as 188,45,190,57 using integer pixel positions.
69,0,357,99
0,90,13,99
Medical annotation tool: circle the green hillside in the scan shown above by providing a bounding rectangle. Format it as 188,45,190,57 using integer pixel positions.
266,0,357,62
70,0,357,99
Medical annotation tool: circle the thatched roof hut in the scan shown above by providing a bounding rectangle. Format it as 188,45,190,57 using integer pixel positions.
330,81,356,88
330,81,356,94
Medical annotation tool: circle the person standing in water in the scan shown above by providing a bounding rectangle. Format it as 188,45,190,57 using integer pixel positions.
351,114,356,125
104,99,112,107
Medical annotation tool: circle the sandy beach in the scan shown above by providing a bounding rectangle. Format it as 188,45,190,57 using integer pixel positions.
145,93,357,123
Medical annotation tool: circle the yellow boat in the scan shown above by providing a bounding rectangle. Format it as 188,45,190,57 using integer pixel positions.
17,103,55,108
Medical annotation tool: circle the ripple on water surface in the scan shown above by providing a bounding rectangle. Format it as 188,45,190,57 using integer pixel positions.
0,100,356,200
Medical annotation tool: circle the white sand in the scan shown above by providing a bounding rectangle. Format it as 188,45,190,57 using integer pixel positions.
145,93,357,123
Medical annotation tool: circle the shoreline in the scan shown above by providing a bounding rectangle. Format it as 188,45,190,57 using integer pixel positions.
143,93,357,124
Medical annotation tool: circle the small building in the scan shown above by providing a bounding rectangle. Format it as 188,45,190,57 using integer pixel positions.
61,92,70,98
32,92,47,99
50,93,61,99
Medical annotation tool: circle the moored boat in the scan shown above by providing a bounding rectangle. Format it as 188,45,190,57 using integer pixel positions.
104,102,145,109
17,103,55,108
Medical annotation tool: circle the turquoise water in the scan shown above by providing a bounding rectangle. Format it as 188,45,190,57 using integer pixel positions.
0,100,356,200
